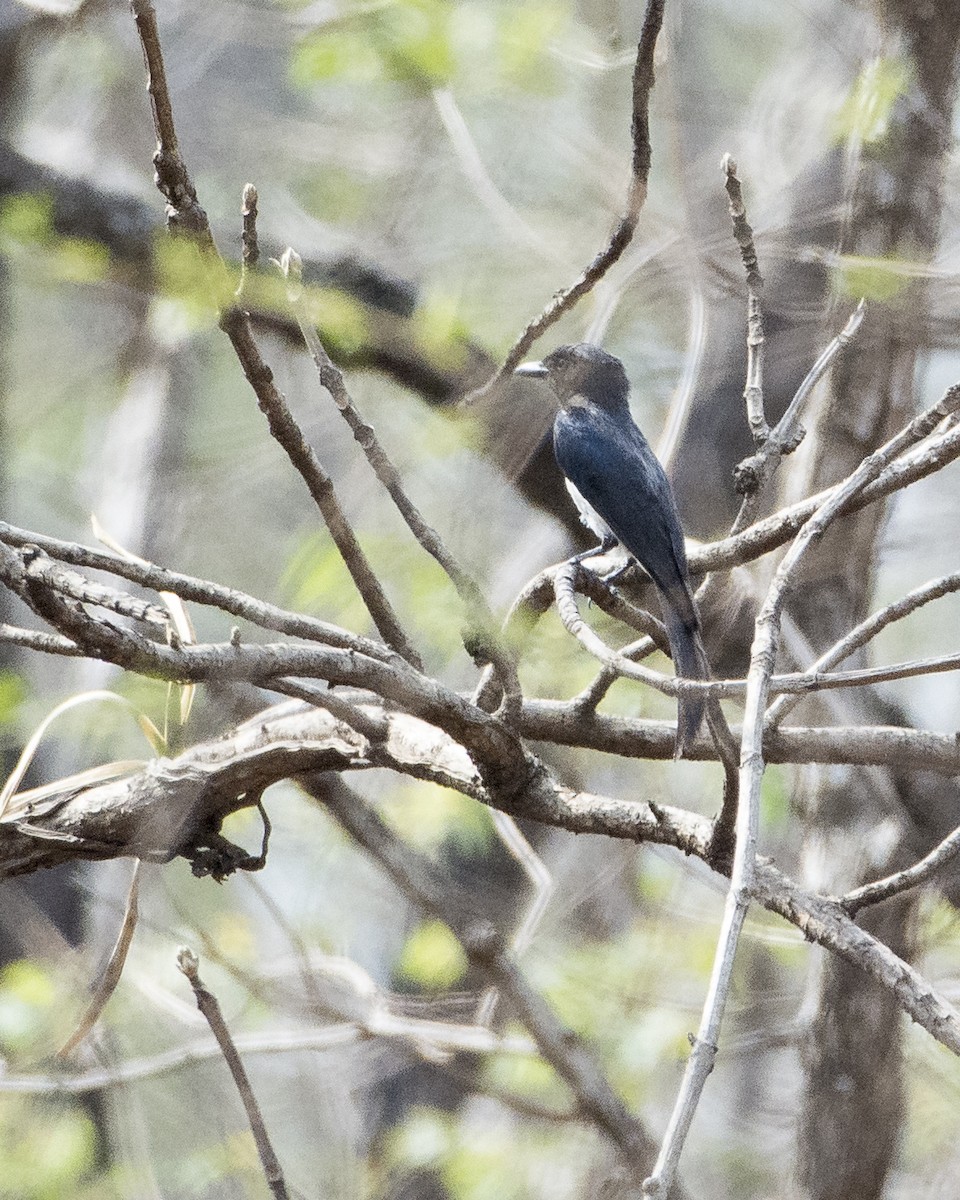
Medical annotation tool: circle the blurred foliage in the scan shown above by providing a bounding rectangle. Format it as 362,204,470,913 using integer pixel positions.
397,918,469,989
4,0,960,1196
174,1131,267,1197
381,781,495,855
385,1104,596,1200
0,1096,100,1200
0,671,26,727
291,0,566,95
833,55,912,145
0,960,60,1058
832,253,916,303
0,192,110,285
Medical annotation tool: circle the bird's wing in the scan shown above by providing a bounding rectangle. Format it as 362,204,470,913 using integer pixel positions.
553,407,696,622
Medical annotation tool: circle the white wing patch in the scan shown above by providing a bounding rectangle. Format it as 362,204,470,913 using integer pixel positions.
565,478,614,542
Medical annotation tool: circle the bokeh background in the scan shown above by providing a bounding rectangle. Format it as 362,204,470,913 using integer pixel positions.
2,1,960,1197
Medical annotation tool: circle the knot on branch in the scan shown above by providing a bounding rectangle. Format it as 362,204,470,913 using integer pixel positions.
186,796,270,882
478,750,543,804
733,453,764,496
462,627,494,668
461,918,503,963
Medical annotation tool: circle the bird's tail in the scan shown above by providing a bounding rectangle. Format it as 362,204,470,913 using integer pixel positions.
664,609,709,759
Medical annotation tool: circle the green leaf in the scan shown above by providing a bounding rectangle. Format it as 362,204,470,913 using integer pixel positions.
833,56,911,145
397,918,467,990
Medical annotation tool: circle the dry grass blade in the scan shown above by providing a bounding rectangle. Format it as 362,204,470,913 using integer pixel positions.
58,862,141,1057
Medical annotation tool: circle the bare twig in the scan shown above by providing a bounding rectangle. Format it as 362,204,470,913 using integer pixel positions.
130,1,422,670
177,948,289,1200
729,302,865,534
18,554,170,629
240,182,259,282
218,309,425,669
840,821,960,915
130,1,214,247
767,568,960,726
281,248,520,718
692,413,960,573
469,0,666,398
644,381,960,1199
0,521,400,663
0,623,81,657
772,299,866,451
516,702,960,773
311,774,674,1190
571,636,658,712
553,561,678,695
722,155,766,446
2,1020,536,1096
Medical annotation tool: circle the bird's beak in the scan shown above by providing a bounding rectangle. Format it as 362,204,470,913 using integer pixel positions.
514,361,549,378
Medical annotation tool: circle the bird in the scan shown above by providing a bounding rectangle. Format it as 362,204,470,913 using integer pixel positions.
515,343,708,756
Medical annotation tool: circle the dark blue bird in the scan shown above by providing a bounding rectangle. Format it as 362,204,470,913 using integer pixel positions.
516,343,707,756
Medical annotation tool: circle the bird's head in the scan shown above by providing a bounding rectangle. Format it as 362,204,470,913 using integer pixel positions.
515,343,631,415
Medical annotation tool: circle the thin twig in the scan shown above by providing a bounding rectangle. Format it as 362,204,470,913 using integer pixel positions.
468,0,666,399
2,1020,536,1096
311,774,676,1191
219,308,425,669
766,568,960,726
840,821,960,915
240,182,259,286
771,299,866,451
0,520,400,663
722,155,766,446
553,561,677,694
177,949,290,1200
281,249,520,718
643,381,960,1200
130,0,422,670
18,556,170,629
266,680,390,743
572,636,658,711
130,1,214,246
0,624,81,656
729,301,866,535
